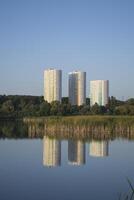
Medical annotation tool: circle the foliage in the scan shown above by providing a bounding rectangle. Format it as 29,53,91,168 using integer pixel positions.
0,95,134,118
0,121,28,138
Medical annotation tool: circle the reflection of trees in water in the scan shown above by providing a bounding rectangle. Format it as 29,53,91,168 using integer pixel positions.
0,121,28,138
1,118,134,140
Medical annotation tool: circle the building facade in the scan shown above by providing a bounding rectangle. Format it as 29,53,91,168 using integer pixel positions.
44,68,62,103
68,71,86,106
90,80,109,106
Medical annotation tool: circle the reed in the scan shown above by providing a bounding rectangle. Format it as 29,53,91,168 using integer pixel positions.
118,179,134,200
23,116,134,140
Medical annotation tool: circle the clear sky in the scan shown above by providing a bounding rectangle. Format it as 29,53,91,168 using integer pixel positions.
0,0,134,99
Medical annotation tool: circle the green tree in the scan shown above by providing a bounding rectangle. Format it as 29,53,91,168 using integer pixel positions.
108,96,117,114
79,105,91,115
115,105,134,115
61,97,69,104
50,101,61,115
70,105,79,115
126,98,134,105
2,100,14,113
39,101,51,116
91,103,101,115
86,98,90,105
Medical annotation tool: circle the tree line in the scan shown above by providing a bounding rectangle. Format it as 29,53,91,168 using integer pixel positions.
0,95,134,118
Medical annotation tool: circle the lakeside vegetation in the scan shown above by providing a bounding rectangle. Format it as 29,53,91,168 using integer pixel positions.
23,116,134,140
1,94,134,139
119,179,134,200
1,95,134,118
0,115,134,139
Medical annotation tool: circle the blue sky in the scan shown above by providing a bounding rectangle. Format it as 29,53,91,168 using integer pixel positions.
0,0,134,99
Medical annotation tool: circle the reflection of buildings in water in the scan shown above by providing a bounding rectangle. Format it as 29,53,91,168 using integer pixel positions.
89,140,109,157
43,136,61,167
68,140,86,166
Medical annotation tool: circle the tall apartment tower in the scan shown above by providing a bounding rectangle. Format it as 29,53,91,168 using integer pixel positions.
68,71,86,106
44,68,62,103
90,80,109,106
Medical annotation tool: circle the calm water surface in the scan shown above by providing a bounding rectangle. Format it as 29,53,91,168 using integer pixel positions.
0,121,134,200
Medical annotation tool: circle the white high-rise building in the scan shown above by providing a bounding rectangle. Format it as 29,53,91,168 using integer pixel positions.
90,80,109,106
44,68,62,103
68,71,86,106
43,136,61,167
89,140,109,157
